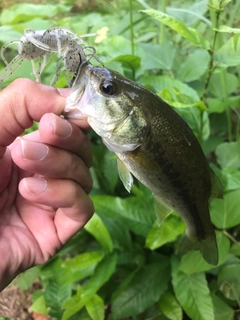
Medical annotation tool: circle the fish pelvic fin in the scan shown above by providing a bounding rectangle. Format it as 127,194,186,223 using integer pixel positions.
210,168,223,199
178,233,218,266
117,158,133,193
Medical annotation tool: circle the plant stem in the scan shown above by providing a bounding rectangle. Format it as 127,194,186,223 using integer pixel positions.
203,10,221,100
159,0,167,44
129,0,134,56
220,69,232,141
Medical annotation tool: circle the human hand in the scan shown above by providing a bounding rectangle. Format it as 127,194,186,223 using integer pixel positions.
0,79,94,291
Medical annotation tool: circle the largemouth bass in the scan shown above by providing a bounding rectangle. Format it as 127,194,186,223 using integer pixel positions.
64,62,223,265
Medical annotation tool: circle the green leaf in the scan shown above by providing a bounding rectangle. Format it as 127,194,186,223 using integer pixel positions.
62,251,104,269
63,254,116,320
112,54,141,71
216,142,240,169
31,294,48,315
99,216,132,250
211,294,234,320
85,294,105,320
215,25,240,34
177,49,210,82
141,9,210,49
140,42,176,70
92,195,155,237
146,214,185,250
18,266,40,290
207,98,225,113
210,189,240,228
172,257,214,320
0,3,70,24
159,87,207,111
85,213,113,253
214,34,240,67
179,232,230,274
143,75,200,101
83,253,117,297
112,260,170,319
158,290,182,320
209,71,238,98
218,262,240,302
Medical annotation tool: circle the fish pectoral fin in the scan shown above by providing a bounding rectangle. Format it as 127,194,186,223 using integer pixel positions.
103,138,140,152
178,234,218,266
117,158,134,193
210,168,223,199
153,195,173,225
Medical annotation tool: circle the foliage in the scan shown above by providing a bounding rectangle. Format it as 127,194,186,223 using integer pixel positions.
1,0,240,319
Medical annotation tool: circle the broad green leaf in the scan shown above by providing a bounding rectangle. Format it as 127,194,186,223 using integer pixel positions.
112,260,170,319
112,54,141,71
159,87,207,111
211,294,234,320
62,251,104,269
62,254,116,320
209,71,238,98
85,294,105,320
146,214,185,250
214,34,240,67
179,232,230,274
176,107,210,142
85,213,113,253
158,290,182,320
83,253,117,297
92,195,155,237
0,26,22,43
99,216,132,250
177,49,210,82
0,3,70,24
207,98,225,113
142,75,200,102
172,257,214,320
218,262,240,302
216,142,240,169
31,294,48,315
210,189,240,228
141,9,210,49
167,1,209,26
215,25,240,34
140,42,176,70
18,266,40,290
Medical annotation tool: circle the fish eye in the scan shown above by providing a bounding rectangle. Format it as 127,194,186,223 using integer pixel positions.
100,81,117,96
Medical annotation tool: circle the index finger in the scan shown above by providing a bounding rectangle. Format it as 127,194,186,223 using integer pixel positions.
0,79,67,156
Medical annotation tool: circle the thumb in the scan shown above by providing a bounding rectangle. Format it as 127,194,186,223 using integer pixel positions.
0,78,70,157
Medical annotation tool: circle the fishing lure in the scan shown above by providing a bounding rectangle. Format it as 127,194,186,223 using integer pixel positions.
0,26,100,88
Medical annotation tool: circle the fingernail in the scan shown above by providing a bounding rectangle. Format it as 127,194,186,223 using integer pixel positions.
57,88,71,97
23,177,47,194
20,139,49,160
51,113,72,138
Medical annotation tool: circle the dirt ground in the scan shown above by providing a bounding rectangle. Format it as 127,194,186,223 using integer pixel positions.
0,281,50,320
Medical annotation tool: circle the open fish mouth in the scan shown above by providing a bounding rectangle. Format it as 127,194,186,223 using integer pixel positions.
63,62,92,119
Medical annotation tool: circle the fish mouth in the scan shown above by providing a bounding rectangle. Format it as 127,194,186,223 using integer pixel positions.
63,62,92,119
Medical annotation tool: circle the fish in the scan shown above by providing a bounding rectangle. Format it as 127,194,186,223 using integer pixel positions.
64,62,223,266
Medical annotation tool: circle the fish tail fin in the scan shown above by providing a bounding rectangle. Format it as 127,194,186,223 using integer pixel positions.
178,234,218,266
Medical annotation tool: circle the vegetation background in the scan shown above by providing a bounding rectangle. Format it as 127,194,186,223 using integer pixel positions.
0,0,240,319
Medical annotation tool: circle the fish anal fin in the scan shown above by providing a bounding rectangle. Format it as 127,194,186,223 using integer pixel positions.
178,233,218,266
154,195,173,225
117,158,133,193
210,168,223,199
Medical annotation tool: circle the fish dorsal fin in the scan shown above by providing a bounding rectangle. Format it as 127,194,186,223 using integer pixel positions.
210,168,223,199
117,158,134,193
153,195,173,225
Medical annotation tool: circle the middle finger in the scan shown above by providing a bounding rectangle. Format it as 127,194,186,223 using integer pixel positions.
11,138,93,194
